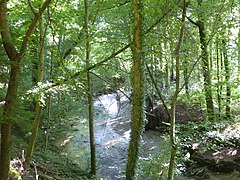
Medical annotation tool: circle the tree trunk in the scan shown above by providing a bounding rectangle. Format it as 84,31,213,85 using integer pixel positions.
216,37,222,119
44,96,51,152
168,1,187,179
183,57,189,94
238,27,240,80
25,16,45,169
45,49,54,152
0,2,22,179
170,55,174,82
197,0,214,120
0,49,20,180
126,1,143,179
222,38,231,119
0,1,51,179
84,0,96,175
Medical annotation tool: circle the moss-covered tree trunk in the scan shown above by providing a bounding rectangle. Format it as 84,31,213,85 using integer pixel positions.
197,0,214,120
126,1,143,179
25,16,45,169
84,0,96,175
0,2,23,179
0,1,51,179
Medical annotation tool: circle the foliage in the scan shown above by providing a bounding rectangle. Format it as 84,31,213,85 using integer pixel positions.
176,117,240,174
0,0,239,178
33,150,90,180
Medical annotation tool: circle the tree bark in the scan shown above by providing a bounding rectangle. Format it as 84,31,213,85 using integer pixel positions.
0,1,51,179
84,0,96,175
168,1,187,179
0,2,22,179
125,1,143,179
44,96,51,152
216,37,222,118
25,16,45,169
238,27,240,80
183,57,189,94
164,40,170,88
197,0,214,120
222,38,231,119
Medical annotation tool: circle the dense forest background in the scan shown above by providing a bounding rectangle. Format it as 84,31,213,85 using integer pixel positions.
0,0,240,179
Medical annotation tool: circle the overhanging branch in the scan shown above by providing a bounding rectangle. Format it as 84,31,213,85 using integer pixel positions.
34,7,172,92
19,0,52,58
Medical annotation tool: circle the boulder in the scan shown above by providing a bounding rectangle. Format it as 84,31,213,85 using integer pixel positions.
187,145,240,173
145,102,202,131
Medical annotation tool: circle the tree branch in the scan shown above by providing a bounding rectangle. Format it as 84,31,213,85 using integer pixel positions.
100,0,130,11
144,9,171,35
0,1,18,59
146,65,170,119
186,16,199,27
70,10,171,76
61,1,103,59
28,0,37,14
34,8,172,92
62,0,170,61
19,0,52,58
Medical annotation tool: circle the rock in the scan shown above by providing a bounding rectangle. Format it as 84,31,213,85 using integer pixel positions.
145,102,202,131
191,167,209,180
187,145,240,173
145,104,169,131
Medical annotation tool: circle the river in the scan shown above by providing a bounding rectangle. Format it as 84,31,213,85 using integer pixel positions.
65,92,163,179
66,92,239,180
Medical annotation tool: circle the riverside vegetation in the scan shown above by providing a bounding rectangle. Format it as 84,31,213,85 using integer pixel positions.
0,0,240,179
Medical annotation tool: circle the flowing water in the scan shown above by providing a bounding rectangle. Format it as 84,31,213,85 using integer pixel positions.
66,92,240,180
66,92,163,179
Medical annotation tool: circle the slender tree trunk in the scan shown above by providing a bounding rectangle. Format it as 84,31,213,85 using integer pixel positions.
183,58,189,94
84,0,96,175
164,41,170,89
32,40,38,86
30,41,38,111
25,16,45,169
238,28,240,80
158,43,165,89
44,49,54,152
126,1,143,179
0,1,51,179
168,1,187,179
170,55,174,82
209,41,213,69
197,0,214,120
44,96,51,152
222,38,231,119
220,48,224,113
216,37,221,118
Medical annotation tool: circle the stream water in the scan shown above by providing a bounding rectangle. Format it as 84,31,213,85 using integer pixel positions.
66,92,240,180
66,92,163,179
